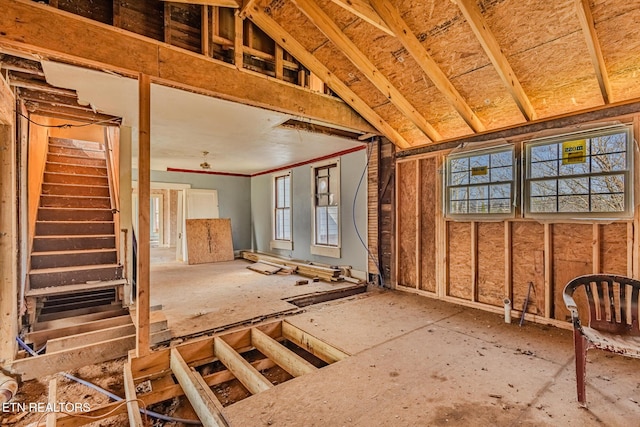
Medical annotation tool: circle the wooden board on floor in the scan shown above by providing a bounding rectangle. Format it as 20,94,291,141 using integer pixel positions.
186,218,234,265
247,261,281,275
10,334,136,380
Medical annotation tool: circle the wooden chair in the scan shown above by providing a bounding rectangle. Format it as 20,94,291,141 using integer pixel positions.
563,274,640,405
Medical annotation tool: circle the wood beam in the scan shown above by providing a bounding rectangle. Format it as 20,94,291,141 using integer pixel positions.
370,0,485,133
454,0,536,121
0,80,16,364
281,321,349,364
213,336,273,394
290,0,441,142
575,0,612,104
123,362,144,427
160,0,239,8
274,43,284,80
234,10,244,68
330,0,393,37
250,327,317,377
0,54,44,76
24,102,121,125
0,0,374,134
10,335,136,380
239,0,260,18
47,379,57,427
396,97,640,159
202,5,210,55
170,348,228,427
7,72,76,97
17,88,80,108
136,73,151,357
246,6,410,148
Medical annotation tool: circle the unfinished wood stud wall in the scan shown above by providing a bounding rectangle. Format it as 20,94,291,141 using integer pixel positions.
395,142,637,327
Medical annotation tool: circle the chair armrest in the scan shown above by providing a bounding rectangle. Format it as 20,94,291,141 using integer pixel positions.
563,279,583,330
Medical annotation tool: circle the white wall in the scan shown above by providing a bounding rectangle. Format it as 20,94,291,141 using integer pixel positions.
250,149,369,272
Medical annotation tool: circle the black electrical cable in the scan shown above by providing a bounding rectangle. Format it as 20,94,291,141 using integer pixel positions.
352,139,385,288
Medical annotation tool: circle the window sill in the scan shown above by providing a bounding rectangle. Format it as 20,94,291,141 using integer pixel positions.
270,240,293,250
310,244,340,258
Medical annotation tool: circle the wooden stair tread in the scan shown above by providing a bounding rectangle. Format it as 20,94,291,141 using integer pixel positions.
40,195,110,199
48,143,105,153
46,161,106,168
39,207,113,211
29,263,122,275
44,171,109,179
31,248,117,256
42,183,109,189
25,279,127,297
47,152,105,160
34,234,115,239
36,220,114,224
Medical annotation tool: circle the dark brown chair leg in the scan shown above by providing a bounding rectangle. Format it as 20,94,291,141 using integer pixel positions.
574,329,588,405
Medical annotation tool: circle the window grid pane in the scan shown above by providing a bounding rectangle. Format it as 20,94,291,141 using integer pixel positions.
274,174,291,241
446,148,514,217
314,164,339,247
526,129,630,215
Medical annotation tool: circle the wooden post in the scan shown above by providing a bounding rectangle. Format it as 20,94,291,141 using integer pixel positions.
274,44,284,80
234,11,243,69
46,378,57,427
202,5,210,56
470,221,477,302
504,221,512,301
136,74,151,357
415,160,421,289
543,223,553,319
0,118,17,364
164,2,172,44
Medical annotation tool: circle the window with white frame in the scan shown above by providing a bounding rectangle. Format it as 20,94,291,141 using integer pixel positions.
271,172,292,250
311,160,340,257
446,146,515,218
525,126,633,218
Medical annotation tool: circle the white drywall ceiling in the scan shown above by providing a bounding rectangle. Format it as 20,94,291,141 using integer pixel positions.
42,61,365,175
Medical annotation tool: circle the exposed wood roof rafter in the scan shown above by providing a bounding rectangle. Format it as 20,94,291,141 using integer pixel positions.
330,0,394,37
159,0,240,8
246,5,411,148
575,0,612,104
454,0,537,121
370,0,485,133
290,0,441,143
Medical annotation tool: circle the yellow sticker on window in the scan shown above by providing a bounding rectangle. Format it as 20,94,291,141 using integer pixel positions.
562,139,587,164
471,166,488,176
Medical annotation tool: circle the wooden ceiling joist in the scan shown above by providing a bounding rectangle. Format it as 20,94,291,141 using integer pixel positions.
159,0,239,8
370,0,485,133
246,6,411,148
330,0,394,37
0,54,44,76
17,88,83,109
290,0,441,143
575,0,612,104
25,101,121,125
6,72,77,97
454,0,537,122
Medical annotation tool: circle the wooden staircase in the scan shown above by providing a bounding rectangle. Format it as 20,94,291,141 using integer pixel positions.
27,137,124,316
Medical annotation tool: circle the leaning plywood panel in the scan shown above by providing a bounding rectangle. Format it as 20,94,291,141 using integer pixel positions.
511,222,544,316
447,222,472,300
397,161,417,288
186,218,234,265
600,223,628,275
477,223,504,306
552,223,593,321
419,158,437,293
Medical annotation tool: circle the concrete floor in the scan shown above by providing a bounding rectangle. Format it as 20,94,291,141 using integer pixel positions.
149,247,360,338
222,290,640,427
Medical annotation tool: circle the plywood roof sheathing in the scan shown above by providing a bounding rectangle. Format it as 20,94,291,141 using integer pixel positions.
247,5,411,148
290,0,441,142
454,0,537,121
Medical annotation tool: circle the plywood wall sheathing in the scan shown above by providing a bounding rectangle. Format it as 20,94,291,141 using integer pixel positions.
511,222,544,316
186,218,234,265
419,157,437,293
600,223,628,276
396,160,417,288
477,222,504,306
447,222,472,300
552,223,593,321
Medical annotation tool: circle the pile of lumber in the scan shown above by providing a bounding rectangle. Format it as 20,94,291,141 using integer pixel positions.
247,260,296,275
242,251,345,282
